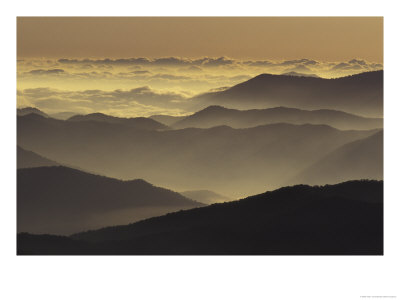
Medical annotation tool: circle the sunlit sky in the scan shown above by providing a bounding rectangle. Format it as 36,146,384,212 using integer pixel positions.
17,17,383,117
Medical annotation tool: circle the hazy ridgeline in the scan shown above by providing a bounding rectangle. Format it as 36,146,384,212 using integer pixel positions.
18,166,203,235
290,130,383,185
17,113,380,198
67,113,168,130
191,71,383,117
180,190,232,205
17,71,384,241
170,105,382,130
17,146,59,169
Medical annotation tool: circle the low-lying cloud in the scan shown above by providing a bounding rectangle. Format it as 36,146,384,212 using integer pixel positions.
17,56,383,116
18,87,190,117
56,56,237,67
28,69,65,75
19,56,383,78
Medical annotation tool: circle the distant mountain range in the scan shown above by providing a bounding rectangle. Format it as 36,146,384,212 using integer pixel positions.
291,130,383,185
17,107,48,118
49,111,78,120
281,71,320,78
181,190,232,204
16,70,384,255
17,146,59,169
17,166,203,235
18,180,383,255
67,113,167,130
171,105,382,130
18,113,379,197
149,114,187,126
191,71,383,117
17,108,169,130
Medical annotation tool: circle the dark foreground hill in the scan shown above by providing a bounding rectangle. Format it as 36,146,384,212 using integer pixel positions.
17,166,203,235
18,180,383,255
17,146,59,169
192,71,383,117
172,105,382,130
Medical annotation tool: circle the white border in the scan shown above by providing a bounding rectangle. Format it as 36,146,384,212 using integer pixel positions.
1,1,399,300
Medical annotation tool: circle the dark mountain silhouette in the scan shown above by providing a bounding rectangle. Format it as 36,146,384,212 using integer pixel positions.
67,112,167,130
17,180,383,255
149,114,187,126
172,105,382,130
291,130,383,185
281,71,320,78
17,166,203,235
17,146,59,169
181,190,232,204
49,111,77,120
17,107,48,118
17,114,379,197
191,71,383,117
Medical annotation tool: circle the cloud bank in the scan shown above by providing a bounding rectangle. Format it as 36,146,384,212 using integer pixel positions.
18,87,190,117
17,56,383,116
19,56,382,79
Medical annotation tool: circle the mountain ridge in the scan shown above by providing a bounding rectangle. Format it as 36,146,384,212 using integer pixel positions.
181,190,232,204
67,112,167,130
172,105,382,130
291,130,383,185
18,166,204,235
191,70,383,117
17,180,383,255
17,146,60,169
17,107,48,118
17,113,380,197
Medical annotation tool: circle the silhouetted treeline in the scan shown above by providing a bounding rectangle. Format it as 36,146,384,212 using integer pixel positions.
18,180,383,255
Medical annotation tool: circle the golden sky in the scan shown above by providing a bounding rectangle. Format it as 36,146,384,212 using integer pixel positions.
17,17,383,62
17,17,383,117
